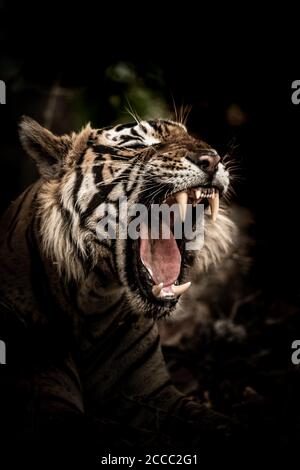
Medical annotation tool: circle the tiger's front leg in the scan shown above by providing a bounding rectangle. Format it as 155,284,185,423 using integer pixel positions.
81,315,236,450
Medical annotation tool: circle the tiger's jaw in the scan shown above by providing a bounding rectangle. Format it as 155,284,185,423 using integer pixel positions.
129,184,223,315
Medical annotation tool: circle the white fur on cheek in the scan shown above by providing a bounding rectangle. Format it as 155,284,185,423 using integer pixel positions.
213,163,230,193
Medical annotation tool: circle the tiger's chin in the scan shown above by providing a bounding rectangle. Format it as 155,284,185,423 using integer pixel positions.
130,185,222,316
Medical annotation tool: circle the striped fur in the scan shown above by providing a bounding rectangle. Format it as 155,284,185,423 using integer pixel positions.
0,117,236,444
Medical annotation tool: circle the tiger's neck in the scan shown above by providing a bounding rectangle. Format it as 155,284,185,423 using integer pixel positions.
76,271,125,316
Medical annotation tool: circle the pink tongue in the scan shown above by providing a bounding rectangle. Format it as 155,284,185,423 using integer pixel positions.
140,222,181,287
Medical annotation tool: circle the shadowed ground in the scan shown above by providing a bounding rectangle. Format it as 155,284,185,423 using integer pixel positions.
160,206,300,459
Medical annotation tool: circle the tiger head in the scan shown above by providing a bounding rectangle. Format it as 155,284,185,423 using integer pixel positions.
19,117,236,318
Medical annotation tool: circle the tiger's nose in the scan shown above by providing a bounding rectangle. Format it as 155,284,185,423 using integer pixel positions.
198,154,220,173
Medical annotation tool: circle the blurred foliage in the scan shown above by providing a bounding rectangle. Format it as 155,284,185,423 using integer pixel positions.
105,62,170,122
0,58,171,132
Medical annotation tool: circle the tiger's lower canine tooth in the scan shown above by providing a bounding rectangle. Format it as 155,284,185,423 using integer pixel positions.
171,281,191,296
175,191,188,222
208,190,219,222
152,283,163,297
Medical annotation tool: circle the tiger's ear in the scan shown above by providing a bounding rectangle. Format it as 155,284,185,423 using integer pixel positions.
19,116,72,179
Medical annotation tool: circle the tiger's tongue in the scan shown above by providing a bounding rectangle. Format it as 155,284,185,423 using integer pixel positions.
140,222,181,287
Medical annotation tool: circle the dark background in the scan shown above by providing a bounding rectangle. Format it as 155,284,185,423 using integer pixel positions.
1,1,300,459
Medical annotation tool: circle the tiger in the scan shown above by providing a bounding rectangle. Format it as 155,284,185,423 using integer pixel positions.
0,116,237,453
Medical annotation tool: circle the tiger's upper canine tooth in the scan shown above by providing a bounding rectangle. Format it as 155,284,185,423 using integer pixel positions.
175,191,188,222
152,283,164,297
195,189,201,200
208,189,219,222
171,281,191,297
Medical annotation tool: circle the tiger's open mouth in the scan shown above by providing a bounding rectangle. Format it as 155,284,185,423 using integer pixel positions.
136,186,220,304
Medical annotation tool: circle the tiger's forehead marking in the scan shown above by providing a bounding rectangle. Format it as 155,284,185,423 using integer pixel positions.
95,120,188,150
